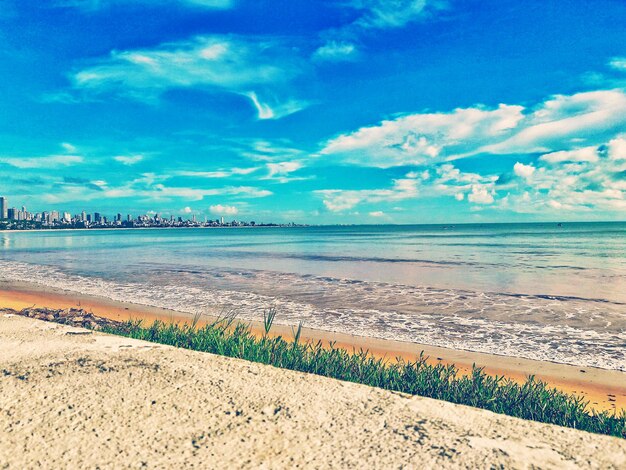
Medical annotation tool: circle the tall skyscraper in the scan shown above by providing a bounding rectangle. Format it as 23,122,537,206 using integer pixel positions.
0,197,7,219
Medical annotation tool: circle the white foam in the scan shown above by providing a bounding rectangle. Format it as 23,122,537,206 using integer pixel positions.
1,260,624,371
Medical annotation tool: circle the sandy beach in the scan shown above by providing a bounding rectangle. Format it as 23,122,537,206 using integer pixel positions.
1,314,625,468
1,279,624,414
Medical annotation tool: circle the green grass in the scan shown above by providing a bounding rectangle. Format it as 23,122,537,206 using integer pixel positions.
99,310,625,438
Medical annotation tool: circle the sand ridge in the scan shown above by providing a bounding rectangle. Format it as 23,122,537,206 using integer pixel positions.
1,314,625,469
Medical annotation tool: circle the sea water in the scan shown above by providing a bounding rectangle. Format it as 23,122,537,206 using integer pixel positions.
1,222,624,370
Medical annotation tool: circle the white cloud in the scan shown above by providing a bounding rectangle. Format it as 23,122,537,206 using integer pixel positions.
609,57,626,71
182,206,192,213
320,90,626,167
483,90,626,155
71,35,306,118
113,154,144,165
467,184,494,204
539,147,599,164
0,155,84,169
321,104,525,167
494,137,626,213
513,162,535,179
209,204,238,215
314,163,503,211
313,41,358,62
369,211,385,217
607,136,626,160
430,164,496,203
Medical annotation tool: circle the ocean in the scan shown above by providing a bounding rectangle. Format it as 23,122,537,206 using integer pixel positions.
1,222,624,370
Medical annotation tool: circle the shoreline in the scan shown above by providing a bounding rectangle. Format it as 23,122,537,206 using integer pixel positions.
1,279,624,413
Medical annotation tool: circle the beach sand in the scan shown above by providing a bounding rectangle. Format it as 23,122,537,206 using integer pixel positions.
1,314,625,468
0,279,624,413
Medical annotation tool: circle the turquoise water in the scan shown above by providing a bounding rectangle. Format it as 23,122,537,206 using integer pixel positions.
1,222,625,369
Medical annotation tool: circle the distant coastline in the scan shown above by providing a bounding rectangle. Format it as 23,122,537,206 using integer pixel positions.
0,224,304,233
2,220,624,232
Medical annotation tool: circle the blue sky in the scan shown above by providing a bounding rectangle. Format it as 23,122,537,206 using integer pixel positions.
1,0,625,223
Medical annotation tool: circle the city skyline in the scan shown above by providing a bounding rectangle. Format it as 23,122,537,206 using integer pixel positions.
0,194,275,229
0,1,625,223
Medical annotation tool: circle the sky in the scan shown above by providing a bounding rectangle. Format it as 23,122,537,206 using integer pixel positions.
0,0,625,224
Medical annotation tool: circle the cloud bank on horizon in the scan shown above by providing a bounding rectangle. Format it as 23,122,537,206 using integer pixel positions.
0,0,625,223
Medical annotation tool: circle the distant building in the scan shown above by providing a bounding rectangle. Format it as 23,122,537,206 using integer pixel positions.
94,212,101,223
0,197,8,219
7,208,17,220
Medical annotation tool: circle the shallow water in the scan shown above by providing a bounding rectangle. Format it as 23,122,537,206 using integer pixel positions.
1,223,624,370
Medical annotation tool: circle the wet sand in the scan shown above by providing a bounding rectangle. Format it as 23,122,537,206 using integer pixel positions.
0,279,624,413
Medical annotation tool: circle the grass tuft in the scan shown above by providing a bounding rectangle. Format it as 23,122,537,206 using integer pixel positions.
99,312,625,438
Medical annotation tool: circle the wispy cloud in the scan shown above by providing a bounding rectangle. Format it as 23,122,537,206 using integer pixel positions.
261,161,310,183
351,0,448,30
315,178,419,211
70,35,307,119
61,142,77,153
117,184,272,201
245,92,308,120
54,0,234,12
608,57,626,71
176,167,259,178
320,90,626,167
482,90,626,155
113,154,144,165
0,155,84,169
62,176,107,192
239,139,305,162
314,0,448,61
313,41,358,62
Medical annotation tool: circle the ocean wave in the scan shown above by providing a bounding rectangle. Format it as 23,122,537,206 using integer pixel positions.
1,260,624,371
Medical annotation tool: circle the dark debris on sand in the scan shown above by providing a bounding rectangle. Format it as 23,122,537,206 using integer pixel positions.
1,306,126,332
